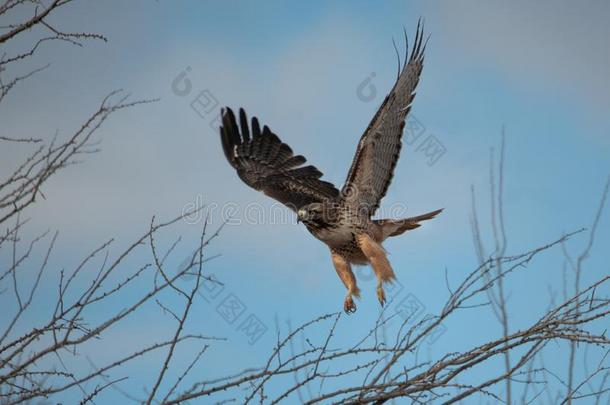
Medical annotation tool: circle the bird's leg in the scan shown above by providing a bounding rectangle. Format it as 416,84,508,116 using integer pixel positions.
331,250,360,314
356,233,396,307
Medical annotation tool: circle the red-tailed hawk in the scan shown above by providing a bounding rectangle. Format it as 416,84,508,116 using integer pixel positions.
220,22,441,313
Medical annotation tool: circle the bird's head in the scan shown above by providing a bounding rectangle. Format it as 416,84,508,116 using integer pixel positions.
297,203,324,225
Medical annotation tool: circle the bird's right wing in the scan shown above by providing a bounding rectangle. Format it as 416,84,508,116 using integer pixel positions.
220,107,339,212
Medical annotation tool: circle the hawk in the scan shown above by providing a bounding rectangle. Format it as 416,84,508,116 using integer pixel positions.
219,23,441,313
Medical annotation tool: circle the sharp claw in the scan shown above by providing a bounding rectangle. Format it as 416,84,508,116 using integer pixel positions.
344,296,357,314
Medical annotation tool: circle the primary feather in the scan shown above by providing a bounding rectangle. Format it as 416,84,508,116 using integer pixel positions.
220,107,339,212
342,21,427,216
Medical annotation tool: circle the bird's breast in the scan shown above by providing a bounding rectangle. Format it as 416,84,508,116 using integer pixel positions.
308,224,354,248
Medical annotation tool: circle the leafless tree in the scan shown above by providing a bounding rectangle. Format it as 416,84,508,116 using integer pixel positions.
158,230,609,404
156,136,610,404
1,2,222,403
2,2,609,404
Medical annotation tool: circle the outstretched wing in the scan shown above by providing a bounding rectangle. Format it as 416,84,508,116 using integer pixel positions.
342,22,427,216
220,107,339,212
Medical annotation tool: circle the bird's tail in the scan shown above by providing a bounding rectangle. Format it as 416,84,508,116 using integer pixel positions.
375,208,443,240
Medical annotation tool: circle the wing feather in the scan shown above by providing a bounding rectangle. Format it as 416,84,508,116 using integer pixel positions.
342,21,427,216
220,107,339,212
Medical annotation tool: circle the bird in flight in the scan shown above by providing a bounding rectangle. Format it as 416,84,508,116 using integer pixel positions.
219,22,441,313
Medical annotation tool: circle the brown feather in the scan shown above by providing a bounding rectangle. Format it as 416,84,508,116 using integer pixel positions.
219,107,339,212
342,21,427,216
375,208,443,239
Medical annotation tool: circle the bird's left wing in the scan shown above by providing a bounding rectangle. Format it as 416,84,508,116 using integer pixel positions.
342,22,427,216
220,107,339,212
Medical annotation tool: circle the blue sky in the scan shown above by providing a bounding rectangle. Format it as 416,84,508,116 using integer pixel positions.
1,0,609,402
